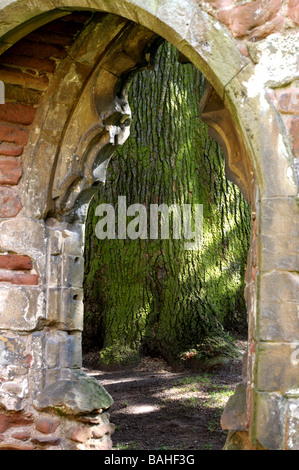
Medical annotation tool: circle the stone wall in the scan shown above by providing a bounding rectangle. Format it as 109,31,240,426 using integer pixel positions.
0,11,116,450
0,0,298,450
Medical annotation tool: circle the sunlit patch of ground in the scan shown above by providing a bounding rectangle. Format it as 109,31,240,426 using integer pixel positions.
84,339,247,451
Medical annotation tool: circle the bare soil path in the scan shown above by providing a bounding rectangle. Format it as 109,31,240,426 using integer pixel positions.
83,338,246,451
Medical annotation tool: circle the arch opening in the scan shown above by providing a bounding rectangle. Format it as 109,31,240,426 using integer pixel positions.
82,39,252,450
0,7,258,451
0,1,297,451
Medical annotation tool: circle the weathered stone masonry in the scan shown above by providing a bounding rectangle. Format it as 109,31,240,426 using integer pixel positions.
0,0,298,450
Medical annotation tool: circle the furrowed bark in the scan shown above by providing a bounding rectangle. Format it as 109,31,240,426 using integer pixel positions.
84,42,251,368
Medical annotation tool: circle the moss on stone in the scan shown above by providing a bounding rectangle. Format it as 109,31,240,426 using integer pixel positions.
98,342,141,370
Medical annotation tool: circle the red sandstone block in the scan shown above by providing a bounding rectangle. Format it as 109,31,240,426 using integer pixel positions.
217,0,282,38
204,0,233,7
0,271,38,285
8,39,66,59
69,425,92,443
0,103,36,125
248,13,286,41
26,354,32,368
0,413,34,433
277,89,299,115
40,19,84,36
289,117,299,159
35,417,60,434
0,157,22,185
288,0,299,25
0,187,22,217
0,142,23,157
0,443,35,450
92,439,113,450
26,30,74,47
0,124,28,146
0,54,56,74
0,254,32,271
0,65,49,91
11,431,31,441
91,423,115,439
31,436,61,446
251,266,259,281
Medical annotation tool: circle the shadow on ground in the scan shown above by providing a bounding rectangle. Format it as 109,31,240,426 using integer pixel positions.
83,343,245,451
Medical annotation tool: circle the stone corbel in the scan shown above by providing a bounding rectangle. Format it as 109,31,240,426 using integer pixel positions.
51,26,159,221
51,72,132,218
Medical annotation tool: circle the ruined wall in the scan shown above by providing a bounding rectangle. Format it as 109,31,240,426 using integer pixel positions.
0,0,297,450
0,12,117,450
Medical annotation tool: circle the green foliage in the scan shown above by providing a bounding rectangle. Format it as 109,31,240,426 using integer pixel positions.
84,41,251,368
98,341,141,369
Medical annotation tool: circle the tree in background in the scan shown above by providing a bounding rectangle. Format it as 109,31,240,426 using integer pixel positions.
84,41,251,369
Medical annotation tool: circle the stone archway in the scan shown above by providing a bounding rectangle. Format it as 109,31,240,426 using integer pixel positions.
0,1,298,450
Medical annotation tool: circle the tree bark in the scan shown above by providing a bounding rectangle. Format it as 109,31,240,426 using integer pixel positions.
84,42,251,368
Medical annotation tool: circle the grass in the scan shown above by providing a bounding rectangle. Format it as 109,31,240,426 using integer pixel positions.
207,419,220,432
205,387,234,408
111,368,238,451
156,444,188,450
165,373,234,410
114,441,140,450
173,373,212,387
115,442,190,451
201,443,213,450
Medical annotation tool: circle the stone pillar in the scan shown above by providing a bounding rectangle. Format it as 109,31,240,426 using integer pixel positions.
0,216,114,450
0,0,298,451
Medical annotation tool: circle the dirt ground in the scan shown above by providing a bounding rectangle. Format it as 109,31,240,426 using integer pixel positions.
83,337,246,451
